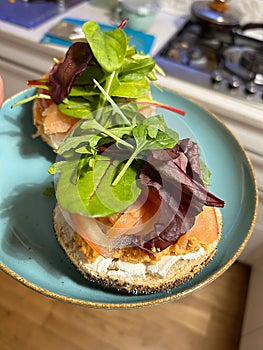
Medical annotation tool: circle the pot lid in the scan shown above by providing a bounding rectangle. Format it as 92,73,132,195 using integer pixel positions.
191,0,239,26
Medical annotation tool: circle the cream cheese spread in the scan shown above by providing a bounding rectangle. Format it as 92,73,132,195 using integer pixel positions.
55,205,219,281
79,247,206,279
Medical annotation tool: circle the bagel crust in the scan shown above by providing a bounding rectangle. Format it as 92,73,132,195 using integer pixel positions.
53,205,222,294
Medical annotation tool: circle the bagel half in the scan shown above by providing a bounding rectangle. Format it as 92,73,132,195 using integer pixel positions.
53,204,222,294
32,98,78,151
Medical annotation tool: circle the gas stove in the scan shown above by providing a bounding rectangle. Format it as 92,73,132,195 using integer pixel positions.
155,19,263,107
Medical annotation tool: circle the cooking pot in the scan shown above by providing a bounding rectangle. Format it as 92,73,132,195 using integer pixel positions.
191,0,263,36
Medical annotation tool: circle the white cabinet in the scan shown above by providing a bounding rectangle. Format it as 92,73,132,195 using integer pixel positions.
0,26,64,99
0,59,40,98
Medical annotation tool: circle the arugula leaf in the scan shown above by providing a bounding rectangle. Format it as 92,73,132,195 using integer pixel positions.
112,116,179,186
80,119,134,149
56,117,134,158
57,134,95,155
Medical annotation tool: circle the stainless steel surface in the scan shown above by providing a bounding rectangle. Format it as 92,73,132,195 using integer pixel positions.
155,19,263,107
191,0,239,26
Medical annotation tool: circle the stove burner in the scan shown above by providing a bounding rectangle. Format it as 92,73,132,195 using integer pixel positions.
165,36,219,73
224,47,263,85
224,47,256,81
155,20,263,103
187,47,208,69
167,45,209,70
240,50,263,74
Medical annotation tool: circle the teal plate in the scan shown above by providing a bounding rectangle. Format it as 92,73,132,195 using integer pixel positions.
0,87,258,309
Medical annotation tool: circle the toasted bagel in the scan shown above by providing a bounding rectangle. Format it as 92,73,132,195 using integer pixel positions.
53,204,222,294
